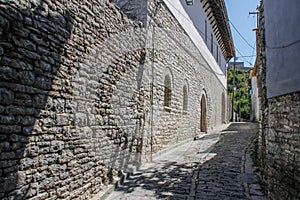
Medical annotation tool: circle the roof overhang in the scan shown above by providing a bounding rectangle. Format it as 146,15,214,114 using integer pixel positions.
201,0,235,60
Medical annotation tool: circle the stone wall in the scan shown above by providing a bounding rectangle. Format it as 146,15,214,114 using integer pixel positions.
256,3,268,177
0,0,228,199
256,2,300,199
0,0,143,199
114,0,148,26
142,1,227,158
265,92,300,199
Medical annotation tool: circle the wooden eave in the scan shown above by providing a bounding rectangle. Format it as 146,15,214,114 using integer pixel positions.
201,0,235,60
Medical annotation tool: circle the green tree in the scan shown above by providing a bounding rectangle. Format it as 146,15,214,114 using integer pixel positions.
227,68,251,120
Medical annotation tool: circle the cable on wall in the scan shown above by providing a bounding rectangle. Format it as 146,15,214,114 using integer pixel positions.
266,38,300,49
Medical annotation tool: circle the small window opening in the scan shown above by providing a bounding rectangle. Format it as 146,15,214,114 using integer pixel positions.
183,85,188,112
164,75,171,109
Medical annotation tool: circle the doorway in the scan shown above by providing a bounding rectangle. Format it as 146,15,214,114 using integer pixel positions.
200,94,207,132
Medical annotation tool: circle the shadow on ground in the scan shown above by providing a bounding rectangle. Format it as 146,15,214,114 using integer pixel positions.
112,123,262,199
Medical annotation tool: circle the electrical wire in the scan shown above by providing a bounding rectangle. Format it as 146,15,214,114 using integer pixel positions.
234,47,254,66
266,38,300,49
238,55,256,58
163,0,226,49
162,1,257,70
249,41,256,64
229,20,255,50
204,0,257,69
210,0,256,52
168,0,299,52
164,0,256,74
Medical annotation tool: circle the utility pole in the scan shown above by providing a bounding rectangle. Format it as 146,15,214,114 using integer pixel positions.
239,90,241,121
249,12,259,27
231,57,236,122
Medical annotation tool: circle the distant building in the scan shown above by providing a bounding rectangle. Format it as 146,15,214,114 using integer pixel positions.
227,62,250,70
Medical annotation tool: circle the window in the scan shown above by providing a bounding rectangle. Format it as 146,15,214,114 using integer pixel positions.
164,75,171,108
205,20,207,44
183,85,188,111
216,46,219,64
211,33,213,53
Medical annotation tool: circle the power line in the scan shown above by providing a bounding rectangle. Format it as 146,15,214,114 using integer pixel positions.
237,55,256,58
163,0,225,49
209,0,256,52
162,1,257,70
151,0,226,76
209,1,256,66
226,21,256,65
210,0,256,67
229,20,255,50
234,47,253,66
249,43,256,64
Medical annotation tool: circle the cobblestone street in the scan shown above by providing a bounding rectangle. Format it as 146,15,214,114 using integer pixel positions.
105,123,265,200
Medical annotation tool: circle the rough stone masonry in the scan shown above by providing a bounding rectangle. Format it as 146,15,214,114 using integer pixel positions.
256,3,300,199
0,0,228,199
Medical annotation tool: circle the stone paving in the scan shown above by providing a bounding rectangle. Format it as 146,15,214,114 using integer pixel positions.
105,123,265,200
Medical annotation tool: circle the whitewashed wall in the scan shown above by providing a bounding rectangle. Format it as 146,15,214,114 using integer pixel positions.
264,0,300,98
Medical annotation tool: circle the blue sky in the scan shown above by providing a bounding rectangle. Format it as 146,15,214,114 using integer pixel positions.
225,0,261,68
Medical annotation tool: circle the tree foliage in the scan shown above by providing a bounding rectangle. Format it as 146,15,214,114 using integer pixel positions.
227,68,251,119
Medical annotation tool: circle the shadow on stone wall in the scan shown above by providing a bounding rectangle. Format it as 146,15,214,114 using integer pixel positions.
0,1,74,198
95,49,146,173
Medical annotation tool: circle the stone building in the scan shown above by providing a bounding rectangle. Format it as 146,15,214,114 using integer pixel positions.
254,0,300,199
227,61,247,71
0,0,234,199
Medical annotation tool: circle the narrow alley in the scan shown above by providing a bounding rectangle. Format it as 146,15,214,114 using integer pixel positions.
1,1,299,199
104,123,264,200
